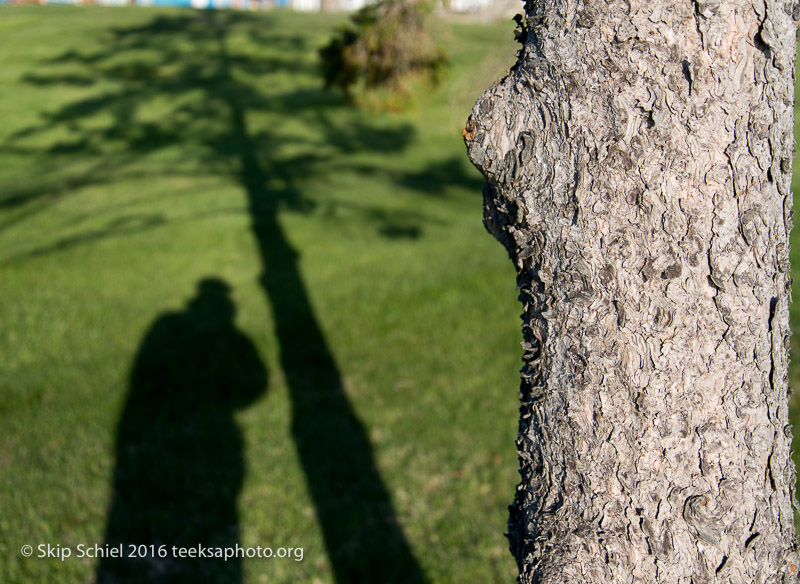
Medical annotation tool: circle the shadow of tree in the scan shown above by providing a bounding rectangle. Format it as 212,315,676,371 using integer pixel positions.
0,12,425,235
2,10,431,584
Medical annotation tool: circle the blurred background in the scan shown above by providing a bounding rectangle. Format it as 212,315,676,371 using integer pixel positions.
0,5,797,584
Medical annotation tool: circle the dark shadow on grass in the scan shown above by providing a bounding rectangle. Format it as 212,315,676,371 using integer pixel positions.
98,278,267,584
397,154,484,196
212,20,428,583
4,10,431,584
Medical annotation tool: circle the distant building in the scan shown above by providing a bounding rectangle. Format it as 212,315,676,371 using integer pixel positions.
447,0,490,11
291,0,318,10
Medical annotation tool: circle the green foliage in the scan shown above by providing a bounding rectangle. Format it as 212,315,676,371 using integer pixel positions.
319,0,448,109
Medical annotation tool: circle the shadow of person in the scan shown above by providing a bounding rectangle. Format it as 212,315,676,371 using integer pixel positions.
96,278,267,584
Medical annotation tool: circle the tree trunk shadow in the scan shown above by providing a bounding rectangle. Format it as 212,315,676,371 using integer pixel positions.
216,16,427,584
235,94,427,584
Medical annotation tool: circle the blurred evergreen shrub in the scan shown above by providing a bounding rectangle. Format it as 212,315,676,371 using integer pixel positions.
319,0,448,110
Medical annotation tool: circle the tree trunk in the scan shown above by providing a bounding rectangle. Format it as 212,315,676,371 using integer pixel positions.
465,1,799,582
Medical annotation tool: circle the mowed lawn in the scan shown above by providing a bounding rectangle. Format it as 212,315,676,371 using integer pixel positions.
0,6,522,584
4,6,800,584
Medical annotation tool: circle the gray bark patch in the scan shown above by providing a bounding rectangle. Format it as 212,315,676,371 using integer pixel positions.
465,0,800,581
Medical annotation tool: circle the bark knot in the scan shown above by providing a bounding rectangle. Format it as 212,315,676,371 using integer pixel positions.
462,119,476,145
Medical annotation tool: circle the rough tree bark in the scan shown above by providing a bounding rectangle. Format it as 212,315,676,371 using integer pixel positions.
464,0,799,582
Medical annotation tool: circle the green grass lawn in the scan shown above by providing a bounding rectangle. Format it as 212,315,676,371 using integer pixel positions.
4,6,800,584
0,6,521,584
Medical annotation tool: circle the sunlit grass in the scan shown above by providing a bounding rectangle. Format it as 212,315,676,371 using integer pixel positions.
0,6,521,584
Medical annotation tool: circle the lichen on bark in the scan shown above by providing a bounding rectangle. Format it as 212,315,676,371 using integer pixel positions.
465,0,800,581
